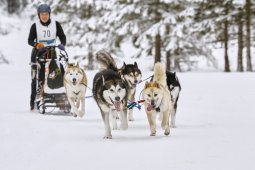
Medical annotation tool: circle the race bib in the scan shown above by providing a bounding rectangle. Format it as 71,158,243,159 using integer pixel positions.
36,20,57,46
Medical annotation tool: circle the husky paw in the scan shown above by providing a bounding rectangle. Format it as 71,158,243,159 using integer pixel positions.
150,132,156,136
164,128,170,136
128,117,135,121
78,111,85,118
103,134,112,139
72,113,77,118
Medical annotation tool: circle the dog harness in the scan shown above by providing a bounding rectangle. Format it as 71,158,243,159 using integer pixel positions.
73,91,80,96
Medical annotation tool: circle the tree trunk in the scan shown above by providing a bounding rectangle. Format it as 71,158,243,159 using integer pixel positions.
166,50,171,71
87,44,94,70
154,34,161,64
174,48,181,72
154,0,161,65
165,24,171,71
245,0,252,71
224,2,230,72
237,8,244,72
22,0,27,8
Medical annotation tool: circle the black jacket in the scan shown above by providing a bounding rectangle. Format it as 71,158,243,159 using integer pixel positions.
28,19,66,47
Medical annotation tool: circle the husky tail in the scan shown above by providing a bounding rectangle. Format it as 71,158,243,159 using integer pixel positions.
153,62,167,87
96,50,117,71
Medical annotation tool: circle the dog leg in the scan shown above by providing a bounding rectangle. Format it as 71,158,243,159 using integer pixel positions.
146,112,156,136
162,110,170,136
103,112,112,139
128,92,135,121
170,108,176,128
76,98,80,109
119,108,128,130
128,109,135,121
79,97,85,118
111,110,119,130
99,104,112,139
68,97,79,117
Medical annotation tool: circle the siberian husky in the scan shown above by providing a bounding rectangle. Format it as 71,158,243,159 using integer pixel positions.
64,63,87,118
151,71,181,128
165,71,181,128
142,63,173,136
93,50,129,139
119,62,142,121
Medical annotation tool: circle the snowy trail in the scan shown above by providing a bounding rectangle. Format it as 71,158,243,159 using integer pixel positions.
0,18,255,170
0,67,255,170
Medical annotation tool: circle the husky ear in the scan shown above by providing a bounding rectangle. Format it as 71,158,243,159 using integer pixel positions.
102,75,105,85
134,62,138,68
145,81,149,88
75,61,80,68
123,62,126,68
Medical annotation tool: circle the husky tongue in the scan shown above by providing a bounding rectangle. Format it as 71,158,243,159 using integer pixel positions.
147,104,153,112
114,101,121,112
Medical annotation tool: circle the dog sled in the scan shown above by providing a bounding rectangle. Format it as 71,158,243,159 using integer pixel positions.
31,46,71,114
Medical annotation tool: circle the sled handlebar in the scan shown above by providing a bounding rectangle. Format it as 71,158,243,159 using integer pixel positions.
36,45,69,63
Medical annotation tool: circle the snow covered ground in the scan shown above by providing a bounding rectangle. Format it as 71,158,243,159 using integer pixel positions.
1,63,255,170
1,16,255,170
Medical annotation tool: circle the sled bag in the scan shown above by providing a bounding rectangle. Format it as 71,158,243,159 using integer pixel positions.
47,59,64,89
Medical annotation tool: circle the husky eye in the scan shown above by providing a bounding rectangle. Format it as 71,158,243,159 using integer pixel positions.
70,73,73,76
76,73,78,76
154,94,158,97
110,89,114,92
148,94,151,97
118,88,121,92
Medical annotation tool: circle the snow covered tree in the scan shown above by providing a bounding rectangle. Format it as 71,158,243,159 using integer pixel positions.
194,0,235,72
100,0,216,71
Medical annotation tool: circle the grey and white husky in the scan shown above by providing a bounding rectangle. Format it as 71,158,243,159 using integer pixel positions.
119,62,142,121
64,63,87,118
93,50,128,139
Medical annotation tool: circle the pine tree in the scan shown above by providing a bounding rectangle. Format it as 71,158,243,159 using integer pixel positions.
194,0,235,72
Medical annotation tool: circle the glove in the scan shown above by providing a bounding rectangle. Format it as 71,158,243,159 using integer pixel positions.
36,43,44,49
58,44,65,51
36,43,46,53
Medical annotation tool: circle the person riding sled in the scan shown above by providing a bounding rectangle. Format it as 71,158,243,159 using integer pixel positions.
28,4,66,111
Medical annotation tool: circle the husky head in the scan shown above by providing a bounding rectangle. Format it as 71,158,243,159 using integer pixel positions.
121,62,142,88
142,81,164,112
65,63,84,86
102,77,127,111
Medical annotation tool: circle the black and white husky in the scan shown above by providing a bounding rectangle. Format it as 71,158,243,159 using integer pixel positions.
119,62,142,121
166,71,181,128
93,50,129,139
